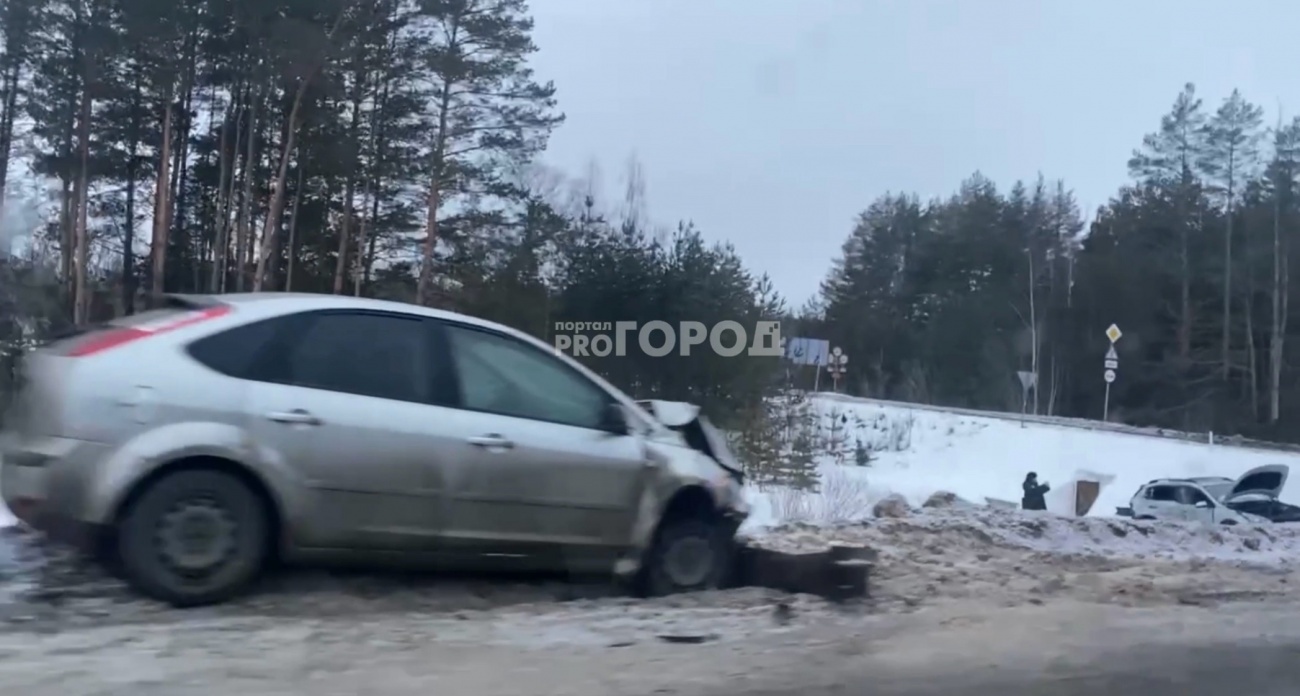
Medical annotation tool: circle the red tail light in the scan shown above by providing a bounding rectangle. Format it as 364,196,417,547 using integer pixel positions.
66,305,233,357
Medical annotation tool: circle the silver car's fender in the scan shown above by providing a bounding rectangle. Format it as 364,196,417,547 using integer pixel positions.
622,437,736,564
84,421,306,528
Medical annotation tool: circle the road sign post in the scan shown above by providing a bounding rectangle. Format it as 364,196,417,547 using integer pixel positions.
826,347,848,393
1016,370,1037,428
1103,324,1121,421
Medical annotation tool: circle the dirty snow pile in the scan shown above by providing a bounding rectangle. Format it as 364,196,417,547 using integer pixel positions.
746,492,1300,612
749,494,1300,563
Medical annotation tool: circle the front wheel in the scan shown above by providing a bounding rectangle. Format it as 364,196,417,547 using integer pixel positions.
117,469,269,607
638,516,731,597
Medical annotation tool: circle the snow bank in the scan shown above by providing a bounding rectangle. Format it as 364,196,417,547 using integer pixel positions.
785,394,1300,525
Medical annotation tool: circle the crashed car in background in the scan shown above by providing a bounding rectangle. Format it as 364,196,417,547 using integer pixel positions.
1118,464,1288,525
0,292,749,607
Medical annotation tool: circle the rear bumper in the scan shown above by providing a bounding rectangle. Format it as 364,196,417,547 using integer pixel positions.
3,460,104,553
1,437,109,554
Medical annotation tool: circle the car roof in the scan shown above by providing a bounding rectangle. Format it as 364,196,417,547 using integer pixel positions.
1141,477,1221,486
198,291,522,335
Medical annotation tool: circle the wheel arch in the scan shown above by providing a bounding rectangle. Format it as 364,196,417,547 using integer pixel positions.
108,455,285,562
657,484,721,528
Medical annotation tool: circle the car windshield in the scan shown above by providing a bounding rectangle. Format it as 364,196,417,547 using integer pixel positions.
1202,482,1234,500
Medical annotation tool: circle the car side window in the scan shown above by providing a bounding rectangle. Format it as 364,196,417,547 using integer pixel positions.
186,316,290,378
283,312,430,404
443,324,611,430
1147,485,1178,502
1179,487,1211,506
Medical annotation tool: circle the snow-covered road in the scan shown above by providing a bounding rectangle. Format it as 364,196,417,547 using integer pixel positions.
2,497,1300,694
2,590,1300,695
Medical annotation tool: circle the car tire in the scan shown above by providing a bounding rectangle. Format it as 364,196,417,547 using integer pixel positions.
638,515,731,597
117,469,268,607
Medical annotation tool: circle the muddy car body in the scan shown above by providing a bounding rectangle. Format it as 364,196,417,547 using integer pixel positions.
0,293,749,606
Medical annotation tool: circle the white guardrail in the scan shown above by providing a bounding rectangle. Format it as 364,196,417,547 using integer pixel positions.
810,392,1300,457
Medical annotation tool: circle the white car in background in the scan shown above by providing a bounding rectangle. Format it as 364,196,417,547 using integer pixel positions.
1125,464,1287,526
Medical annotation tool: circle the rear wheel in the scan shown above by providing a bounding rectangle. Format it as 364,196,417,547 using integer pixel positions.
638,515,731,597
117,469,268,607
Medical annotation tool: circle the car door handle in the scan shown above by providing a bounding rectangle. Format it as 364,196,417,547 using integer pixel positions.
266,409,322,426
467,434,514,449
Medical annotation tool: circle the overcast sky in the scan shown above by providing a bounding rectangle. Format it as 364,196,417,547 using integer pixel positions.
529,0,1299,308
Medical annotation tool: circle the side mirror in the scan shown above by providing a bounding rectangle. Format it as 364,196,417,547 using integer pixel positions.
600,403,630,435
1194,500,1211,509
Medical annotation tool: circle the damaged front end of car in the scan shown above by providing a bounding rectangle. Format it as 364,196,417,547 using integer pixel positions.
612,400,750,580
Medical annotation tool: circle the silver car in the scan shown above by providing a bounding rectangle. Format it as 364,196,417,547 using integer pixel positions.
0,293,749,606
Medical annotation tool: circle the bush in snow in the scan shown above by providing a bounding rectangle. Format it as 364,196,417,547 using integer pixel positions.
766,467,873,524
853,438,872,467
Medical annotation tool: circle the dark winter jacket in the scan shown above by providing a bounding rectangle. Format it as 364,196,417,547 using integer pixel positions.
1022,477,1050,511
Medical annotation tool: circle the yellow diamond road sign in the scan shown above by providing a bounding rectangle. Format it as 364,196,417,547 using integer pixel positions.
1105,324,1122,343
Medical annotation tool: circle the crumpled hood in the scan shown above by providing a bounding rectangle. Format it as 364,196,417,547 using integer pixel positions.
636,400,744,483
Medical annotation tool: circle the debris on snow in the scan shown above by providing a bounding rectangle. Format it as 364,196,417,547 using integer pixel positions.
872,494,912,519
922,491,969,509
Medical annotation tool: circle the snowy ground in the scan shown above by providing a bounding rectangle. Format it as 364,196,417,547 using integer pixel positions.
4,396,1300,693
742,393,1300,530
3,497,1300,694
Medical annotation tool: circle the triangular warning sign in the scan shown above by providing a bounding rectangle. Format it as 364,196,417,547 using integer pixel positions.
1105,345,1118,360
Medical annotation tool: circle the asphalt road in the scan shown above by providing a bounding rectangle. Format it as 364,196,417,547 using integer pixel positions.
731,637,1300,696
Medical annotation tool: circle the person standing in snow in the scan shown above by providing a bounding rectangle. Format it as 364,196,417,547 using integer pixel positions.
1022,472,1050,511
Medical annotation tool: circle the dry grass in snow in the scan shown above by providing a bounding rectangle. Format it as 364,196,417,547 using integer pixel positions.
761,468,875,525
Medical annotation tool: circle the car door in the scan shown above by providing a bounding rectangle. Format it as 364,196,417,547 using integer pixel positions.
1142,485,1185,520
1178,486,1216,524
436,321,650,568
242,310,457,551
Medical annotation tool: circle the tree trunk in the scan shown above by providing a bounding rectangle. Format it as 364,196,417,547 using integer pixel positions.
357,56,392,297
1178,207,1192,360
1245,290,1258,421
0,59,21,215
253,75,314,291
234,87,258,292
150,93,175,302
333,74,365,294
1222,161,1235,379
71,82,92,324
252,8,348,291
417,16,458,307
1027,247,1039,415
209,91,235,292
417,83,452,306
1270,172,1289,423
285,159,305,291
57,67,77,301
122,71,143,314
